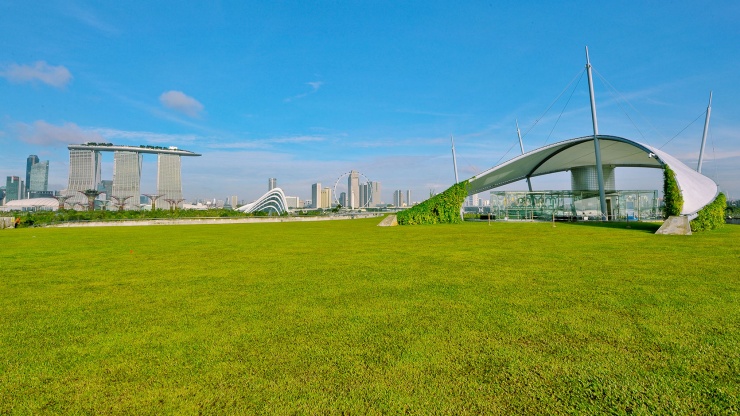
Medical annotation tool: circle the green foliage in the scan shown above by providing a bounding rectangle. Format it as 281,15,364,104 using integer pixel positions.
397,180,468,225
691,193,726,232
663,166,683,218
0,220,738,413
11,208,259,227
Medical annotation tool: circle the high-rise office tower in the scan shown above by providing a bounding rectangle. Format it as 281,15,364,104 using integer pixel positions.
359,183,368,208
369,181,382,207
312,183,322,208
26,155,39,196
112,151,142,210
67,148,102,205
268,178,277,191
393,190,404,207
157,154,183,209
4,176,23,203
406,190,412,206
347,170,360,209
29,161,49,193
339,192,347,207
321,188,332,209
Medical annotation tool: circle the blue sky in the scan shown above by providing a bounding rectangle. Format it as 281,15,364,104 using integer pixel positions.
1,1,738,204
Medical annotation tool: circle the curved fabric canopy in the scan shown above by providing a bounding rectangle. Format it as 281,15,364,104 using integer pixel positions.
467,135,718,216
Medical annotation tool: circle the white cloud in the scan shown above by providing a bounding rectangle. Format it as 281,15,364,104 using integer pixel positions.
1,61,72,88
159,90,204,118
284,81,323,102
15,120,102,146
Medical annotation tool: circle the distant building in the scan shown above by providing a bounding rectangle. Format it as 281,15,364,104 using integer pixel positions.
406,190,412,207
321,187,332,209
97,180,113,200
157,154,183,209
339,192,347,207
112,151,142,210
231,195,238,208
393,189,404,207
26,155,39,196
5,176,23,204
369,181,382,207
268,178,277,191
285,196,300,209
29,160,49,193
359,183,369,208
347,170,360,209
312,183,322,208
67,148,102,206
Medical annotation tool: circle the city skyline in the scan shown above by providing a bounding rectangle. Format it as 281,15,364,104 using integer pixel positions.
1,3,739,202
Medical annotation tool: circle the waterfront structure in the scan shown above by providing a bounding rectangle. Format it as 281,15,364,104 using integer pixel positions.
26,155,39,196
29,161,49,193
66,143,200,210
268,178,277,191
312,183,322,208
348,170,360,209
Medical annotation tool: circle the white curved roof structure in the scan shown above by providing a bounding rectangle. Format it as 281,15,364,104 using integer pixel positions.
468,135,718,216
236,187,288,215
1,197,59,211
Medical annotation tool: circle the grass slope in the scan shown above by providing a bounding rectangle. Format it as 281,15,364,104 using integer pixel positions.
1,219,738,414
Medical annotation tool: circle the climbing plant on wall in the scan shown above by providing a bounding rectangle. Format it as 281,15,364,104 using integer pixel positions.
397,180,469,225
691,193,726,232
663,166,683,218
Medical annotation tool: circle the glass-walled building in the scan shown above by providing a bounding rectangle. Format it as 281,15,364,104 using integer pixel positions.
489,190,660,221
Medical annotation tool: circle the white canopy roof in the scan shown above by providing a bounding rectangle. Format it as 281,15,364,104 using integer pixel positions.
468,135,718,216
1,197,59,211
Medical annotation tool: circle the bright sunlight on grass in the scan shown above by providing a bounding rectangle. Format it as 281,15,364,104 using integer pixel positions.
1,219,738,414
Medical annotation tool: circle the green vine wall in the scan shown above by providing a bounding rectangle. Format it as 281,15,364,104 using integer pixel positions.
397,181,469,225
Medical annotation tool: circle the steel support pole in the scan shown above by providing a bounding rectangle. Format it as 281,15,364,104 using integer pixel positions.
585,47,608,221
697,91,712,173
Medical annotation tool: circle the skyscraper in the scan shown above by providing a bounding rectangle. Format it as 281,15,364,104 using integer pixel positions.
393,190,404,207
321,187,332,209
347,170,360,209
4,176,23,203
26,155,39,196
406,190,412,206
157,154,183,209
369,181,382,207
359,183,369,208
312,183,322,208
339,192,347,207
268,178,277,191
112,151,142,210
67,148,102,205
29,160,49,193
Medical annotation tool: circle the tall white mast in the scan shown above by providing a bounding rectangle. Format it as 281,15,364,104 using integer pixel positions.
586,46,608,221
451,135,459,184
516,119,533,192
697,91,712,173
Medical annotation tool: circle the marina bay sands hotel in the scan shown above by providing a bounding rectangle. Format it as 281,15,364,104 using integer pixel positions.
67,143,201,210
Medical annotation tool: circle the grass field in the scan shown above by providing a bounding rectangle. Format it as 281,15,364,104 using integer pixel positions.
1,219,738,414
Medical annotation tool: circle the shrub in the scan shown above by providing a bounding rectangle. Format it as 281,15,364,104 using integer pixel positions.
691,193,726,232
663,166,683,218
397,181,468,225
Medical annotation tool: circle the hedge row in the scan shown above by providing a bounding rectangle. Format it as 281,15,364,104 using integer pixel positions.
397,181,468,225
691,193,726,232
663,165,683,218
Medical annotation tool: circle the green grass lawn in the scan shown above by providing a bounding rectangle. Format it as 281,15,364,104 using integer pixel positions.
1,219,738,414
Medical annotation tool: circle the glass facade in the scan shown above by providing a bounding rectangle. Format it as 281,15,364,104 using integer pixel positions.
29,161,49,192
489,190,660,221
